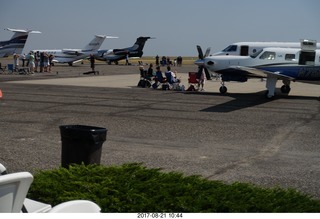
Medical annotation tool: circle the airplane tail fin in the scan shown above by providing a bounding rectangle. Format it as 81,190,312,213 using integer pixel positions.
82,35,108,52
7,28,41,39
0,28,41,57
131,37,152,51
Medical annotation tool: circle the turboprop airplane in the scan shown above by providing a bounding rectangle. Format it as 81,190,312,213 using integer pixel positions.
214,41,320,56
195,39,320,98
94,36,153,65
32,35,116,66
0,28,41,58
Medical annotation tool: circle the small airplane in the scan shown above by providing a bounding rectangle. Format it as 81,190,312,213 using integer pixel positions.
195,39,320,98
0,28,41,58
94,36,153,65
32,35,116,66
214,41,320,56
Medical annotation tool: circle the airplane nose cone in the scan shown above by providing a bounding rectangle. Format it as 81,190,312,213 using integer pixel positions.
194,59,204,66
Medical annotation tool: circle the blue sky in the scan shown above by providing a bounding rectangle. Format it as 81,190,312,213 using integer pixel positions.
0,0,319,56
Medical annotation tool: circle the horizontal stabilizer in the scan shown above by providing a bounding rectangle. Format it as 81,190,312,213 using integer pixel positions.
6,28,41,34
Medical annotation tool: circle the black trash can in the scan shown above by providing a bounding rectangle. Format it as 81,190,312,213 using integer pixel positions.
59,125,107,168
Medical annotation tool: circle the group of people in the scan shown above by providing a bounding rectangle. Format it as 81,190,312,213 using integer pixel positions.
13,51,54,74
155,55,183,67
139,64,206,91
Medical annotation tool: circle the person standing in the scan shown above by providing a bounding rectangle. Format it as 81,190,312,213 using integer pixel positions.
28,51,35,74
197,67,206,91
90,54,95,72
48,54,54,72
125,52,129,65
13,53,20,71
21,53,26,67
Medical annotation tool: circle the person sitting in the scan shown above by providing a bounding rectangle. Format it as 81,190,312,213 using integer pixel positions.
139,66,147,78
154,66,165,83
147,63,154,80
165,66,180,84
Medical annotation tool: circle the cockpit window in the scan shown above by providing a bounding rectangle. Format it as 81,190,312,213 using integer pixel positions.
222,45,237,52
259,51,276,60
285,54,295,61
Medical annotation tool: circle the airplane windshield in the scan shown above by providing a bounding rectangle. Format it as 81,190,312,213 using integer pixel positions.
222,45,237,52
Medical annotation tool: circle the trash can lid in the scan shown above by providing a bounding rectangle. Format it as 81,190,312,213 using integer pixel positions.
59,125,107,142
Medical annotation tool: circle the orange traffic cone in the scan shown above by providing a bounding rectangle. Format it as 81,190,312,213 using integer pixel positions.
0,89,2,99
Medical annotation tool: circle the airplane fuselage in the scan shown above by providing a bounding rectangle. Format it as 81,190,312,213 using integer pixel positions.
33,49,94,64
214,41,320,56
95,49,143,62
203,47,320,82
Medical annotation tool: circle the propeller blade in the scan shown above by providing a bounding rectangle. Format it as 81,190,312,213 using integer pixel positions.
204,67,211,80
196,45,204,60
204,47,211,58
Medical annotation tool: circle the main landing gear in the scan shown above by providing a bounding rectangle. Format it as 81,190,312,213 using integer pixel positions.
219,81,227,94
280,79,291,94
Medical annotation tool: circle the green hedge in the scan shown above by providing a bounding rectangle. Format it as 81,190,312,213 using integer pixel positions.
27,163,320,212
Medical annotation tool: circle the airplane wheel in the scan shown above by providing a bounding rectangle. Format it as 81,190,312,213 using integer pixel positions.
219,86,227,94
281,85,291,94
68,62,73,66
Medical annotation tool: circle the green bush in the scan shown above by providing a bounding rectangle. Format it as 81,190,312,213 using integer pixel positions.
27,163,320,212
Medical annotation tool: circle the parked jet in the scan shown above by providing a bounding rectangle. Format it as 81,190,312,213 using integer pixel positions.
94,36,153,65
213,41,320,56
0,28,41,58
32,35,115,66
195,40,320,98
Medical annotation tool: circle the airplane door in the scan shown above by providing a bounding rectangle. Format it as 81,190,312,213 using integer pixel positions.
240,46,249,56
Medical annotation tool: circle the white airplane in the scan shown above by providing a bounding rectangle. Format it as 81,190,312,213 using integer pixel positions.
213,41,320,56
0,28,41,58
195,39,320,98
32,35,116,66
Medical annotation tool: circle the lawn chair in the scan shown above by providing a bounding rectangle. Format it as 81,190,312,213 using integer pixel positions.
0,172,34,213
165,72,181,90
7,64,14,73
0,163,101,213
138,66,152,88
187,72,199,91
48,200,100,213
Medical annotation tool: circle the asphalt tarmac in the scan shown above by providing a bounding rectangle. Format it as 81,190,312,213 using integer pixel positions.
0,61,320,199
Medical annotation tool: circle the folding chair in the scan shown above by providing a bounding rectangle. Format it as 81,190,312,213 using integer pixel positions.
187,72,199,91
165,72,181,90
7,64,14,73
0,172,34,213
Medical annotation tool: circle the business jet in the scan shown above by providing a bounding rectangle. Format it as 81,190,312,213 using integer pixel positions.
32,35,116,66
195,39,320,98
213,41,320,56
94,36,153,65
0,28,41,58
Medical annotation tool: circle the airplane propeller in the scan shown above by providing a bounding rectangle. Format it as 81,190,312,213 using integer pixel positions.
196,45,212,80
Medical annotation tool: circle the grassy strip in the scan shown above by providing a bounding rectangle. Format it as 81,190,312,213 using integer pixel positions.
27,163,320,212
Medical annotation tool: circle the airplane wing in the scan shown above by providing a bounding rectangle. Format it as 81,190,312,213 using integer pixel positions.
231,66,296,80
62,49,84,55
